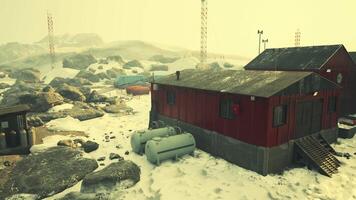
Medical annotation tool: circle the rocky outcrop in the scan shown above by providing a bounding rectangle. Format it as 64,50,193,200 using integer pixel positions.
19,91,64,112
102,104,133,114
9,68,41,83
87,90,116,104
0,146,98,199
0,83,10,89
62,54,97,70
57,192,109,200
82,141,99,153
107,55,124,64
81,161,140,193
106,68,125,79
56,84,86,102
49,77,92,88
75,70,100,83
123,60,143,69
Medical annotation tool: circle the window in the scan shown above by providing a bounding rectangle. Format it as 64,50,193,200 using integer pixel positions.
273,105,287,127
328,96,337,113
17,115,24,129
166,91,176,105
219,98,235,119
1,121,9,128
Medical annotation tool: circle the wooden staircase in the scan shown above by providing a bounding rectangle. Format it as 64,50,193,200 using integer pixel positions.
295,134,341,177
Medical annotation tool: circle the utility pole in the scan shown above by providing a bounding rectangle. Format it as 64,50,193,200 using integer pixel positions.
257,30,263,54
262,39,268,50
295,29,301,47
198,0,208,69
47,11,56,69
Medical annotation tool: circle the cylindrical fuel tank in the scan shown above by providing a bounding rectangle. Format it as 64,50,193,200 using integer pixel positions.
19,129,28,147
145,133,196,165
0,132,7,150
131,126,178,154
8,130,19,148
150,120,165,129
28,128,36,147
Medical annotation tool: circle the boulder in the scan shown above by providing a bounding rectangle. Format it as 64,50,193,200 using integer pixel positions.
42,85,55,93
97,72,110,80
106,68,125,79
107,55,124,64
81,161,140,193
27,116,44,127
19,91,64,112
9,68,41,83
76,70,100,83
49,77,92,88
87,90,117,104
57,192,109,200
82,141,99,153
57,84,86,102
0,146,98,199
102,104,133,114
109,153,123,161
62,54,97,70
1,81,43,106
0,83,10,89
57,139,76,148
123,60,143,69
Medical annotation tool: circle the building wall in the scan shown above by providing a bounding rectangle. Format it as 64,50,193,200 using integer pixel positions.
152,85,269,146
152,84,339,148
265,90,339,147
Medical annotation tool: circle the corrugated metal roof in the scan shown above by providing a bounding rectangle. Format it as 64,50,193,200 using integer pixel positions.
245,44,343,70
0,104,30,116
153,69,314,97
349,52,356,64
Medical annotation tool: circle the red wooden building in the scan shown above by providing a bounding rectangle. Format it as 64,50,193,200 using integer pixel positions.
244,44,356,116
150,69,340,175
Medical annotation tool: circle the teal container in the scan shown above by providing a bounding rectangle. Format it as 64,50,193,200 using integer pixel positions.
131,127,178,154
145,133,196,165
114,75,147,88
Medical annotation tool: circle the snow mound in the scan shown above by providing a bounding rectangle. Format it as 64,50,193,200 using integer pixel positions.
42,67,80,84
47,103,74,113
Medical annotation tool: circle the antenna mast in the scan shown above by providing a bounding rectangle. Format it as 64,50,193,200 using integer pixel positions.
295,29,301,47
199,0,208,69
47,11,56,69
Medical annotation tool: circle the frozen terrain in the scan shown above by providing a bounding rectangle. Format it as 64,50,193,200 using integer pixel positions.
36,89,356,200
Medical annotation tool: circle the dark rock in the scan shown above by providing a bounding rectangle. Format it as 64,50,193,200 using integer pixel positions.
87,90,116,104
62,54,97,70
109,153,123,161
115,145,122,149
124,151,129,155
57,84,86,102
83,141,99,153
0,146,98,199
57,139,74,147
9,68,41,83
109,136,116,139
107,55,124,64
97,156,106,161
123,60,143,69
57,191,109,200
98,65,104,70
18,91,64,112
106,68,125,79
81,161,140,193
6,193,39,200
99,59,109,64
76,70,100,83
50,77,92,88
97,72,110,80
27,116,44,127
100,163,105,166
3,161,11,167
0,82,10,89
42,85,55,93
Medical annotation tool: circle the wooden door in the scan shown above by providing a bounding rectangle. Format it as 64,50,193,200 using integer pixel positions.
295,99,323,138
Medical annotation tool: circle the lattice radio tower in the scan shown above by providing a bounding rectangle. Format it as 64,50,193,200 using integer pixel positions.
47,11,56,69
295,29,301,47
199,0,208,69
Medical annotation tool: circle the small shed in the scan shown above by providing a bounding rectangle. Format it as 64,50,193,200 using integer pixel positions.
244,44,356,116
150,69,340,175
0,104,32,155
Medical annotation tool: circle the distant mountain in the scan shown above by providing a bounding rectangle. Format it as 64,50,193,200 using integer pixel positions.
37,33,104,48
84,40,182,60
0,42,46,64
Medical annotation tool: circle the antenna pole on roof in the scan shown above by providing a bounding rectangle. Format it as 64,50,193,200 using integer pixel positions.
262,39,268,50
257,30,263,54
295,29,301,47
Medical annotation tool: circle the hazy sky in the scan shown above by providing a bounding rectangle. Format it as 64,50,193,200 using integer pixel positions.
0,0,355,57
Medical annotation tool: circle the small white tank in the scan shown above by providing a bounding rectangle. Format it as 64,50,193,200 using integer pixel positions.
131,126,178,154
145,133,196,165
0,132,7,150
19,129,28,147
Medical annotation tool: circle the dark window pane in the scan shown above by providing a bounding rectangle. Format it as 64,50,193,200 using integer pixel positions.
219,98,235,119
273,105,287,127
328,96,337,113
166,91,176,105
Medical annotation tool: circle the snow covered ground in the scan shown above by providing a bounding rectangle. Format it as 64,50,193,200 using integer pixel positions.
35,89,356,200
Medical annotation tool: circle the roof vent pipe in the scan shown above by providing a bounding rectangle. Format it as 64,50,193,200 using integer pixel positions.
176,71,180,81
